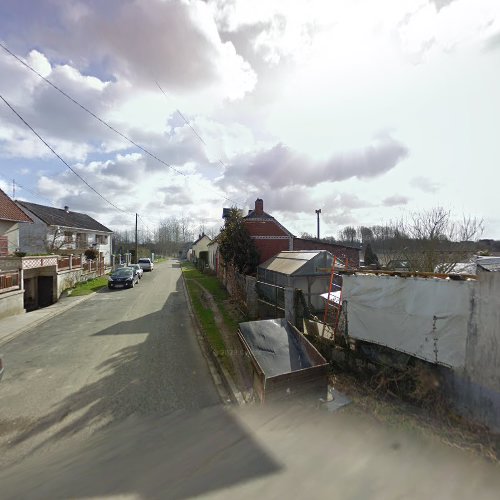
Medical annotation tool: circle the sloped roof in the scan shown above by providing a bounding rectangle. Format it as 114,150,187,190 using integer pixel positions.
477,256,500,272
259,250,324,275
192,233,212,246
0,189,33,223
17,201,112,233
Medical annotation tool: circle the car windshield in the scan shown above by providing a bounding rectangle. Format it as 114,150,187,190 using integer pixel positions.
112,268,132,277
129,265,140,270
138,259,150,263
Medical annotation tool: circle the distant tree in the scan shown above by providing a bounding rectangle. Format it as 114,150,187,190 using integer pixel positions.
218,207,260,274
358,226,374,243
338,226,358,243
364,243,379,267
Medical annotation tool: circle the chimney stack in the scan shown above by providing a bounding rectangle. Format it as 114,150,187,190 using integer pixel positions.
254,198,264,215
64,205,69,213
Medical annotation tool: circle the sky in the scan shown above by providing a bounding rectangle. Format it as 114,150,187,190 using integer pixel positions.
0,0,499,239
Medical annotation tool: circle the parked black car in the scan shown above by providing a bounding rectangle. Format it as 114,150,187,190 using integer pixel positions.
108,267,139,289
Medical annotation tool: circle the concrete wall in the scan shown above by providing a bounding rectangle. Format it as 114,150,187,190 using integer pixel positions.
445,272,500,431
0,289,25,319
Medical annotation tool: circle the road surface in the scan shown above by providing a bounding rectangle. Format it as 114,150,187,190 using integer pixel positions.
0,259,220,470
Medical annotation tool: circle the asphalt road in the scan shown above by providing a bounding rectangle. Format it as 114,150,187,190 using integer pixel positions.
0,259,220,470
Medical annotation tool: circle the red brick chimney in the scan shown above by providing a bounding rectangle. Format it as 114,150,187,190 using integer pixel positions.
254,198,264,215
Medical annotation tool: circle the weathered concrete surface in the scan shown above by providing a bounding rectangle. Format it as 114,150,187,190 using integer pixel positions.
0,260,220,471
447,272,500,431
1,403,500,499
0,288,24,319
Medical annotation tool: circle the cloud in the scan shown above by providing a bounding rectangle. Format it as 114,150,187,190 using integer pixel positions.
221,136,409,191
410,176,440,193
382,195,410,206
1,1,256,100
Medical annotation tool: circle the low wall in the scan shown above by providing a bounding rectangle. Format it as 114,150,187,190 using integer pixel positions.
56,268,103,298
0,289,25,320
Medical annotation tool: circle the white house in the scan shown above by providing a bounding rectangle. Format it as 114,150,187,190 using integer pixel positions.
17,201,113,264
191,233,212,264
208,239,219,272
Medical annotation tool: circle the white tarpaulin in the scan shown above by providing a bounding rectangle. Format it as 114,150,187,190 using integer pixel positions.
342,274,476,368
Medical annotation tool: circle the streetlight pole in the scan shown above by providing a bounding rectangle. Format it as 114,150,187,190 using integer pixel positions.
315,209,321,239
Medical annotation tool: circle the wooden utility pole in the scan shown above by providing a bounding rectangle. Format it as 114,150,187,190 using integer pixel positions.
135,213,138,264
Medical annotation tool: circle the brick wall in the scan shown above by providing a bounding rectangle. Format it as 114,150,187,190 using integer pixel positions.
252,238,291,264
292,238,360,267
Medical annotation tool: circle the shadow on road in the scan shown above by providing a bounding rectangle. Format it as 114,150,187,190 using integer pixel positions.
0,275,282,498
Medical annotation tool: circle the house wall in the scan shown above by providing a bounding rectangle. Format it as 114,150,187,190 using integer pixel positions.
0,221,20,255
18,212,50,254
244,219,293,264
192,236,212,260
208,243,218,271
292,238,360,268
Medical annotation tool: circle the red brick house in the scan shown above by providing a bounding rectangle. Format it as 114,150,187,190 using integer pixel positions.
243,199,294,264
243,199,361,267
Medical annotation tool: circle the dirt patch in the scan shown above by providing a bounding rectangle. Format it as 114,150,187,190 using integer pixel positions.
332,369,500,463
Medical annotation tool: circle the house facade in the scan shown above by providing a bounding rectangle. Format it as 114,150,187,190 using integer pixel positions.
16,201,113,264
243,199,294,264
190,233,212,263
0,190,33,319
208,239,219,272
0,189,33,256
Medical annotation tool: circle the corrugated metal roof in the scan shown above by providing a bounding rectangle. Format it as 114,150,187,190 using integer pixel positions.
477,257,500,272
259,250,322,275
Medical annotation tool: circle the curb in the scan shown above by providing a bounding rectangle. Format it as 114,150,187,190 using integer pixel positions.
180,270,245,406
0,292,97,348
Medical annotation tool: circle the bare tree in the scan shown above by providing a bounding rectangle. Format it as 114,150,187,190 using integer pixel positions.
372,208,484,272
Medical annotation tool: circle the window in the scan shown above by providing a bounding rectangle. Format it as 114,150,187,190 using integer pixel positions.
95,234,108,245
64,231,74,243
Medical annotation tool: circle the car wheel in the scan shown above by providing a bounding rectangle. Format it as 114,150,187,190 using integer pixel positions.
130,280,135,288
108,284,113,289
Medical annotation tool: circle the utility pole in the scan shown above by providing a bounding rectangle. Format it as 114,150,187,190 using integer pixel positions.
315,209,321,239
135,213,138,264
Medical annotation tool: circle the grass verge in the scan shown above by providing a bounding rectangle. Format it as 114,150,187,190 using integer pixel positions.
70,276,109,296
181,262,236,375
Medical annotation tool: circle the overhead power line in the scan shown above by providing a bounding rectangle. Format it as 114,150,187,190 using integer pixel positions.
1,42,243,207
0,93,130,214
155,81,228,172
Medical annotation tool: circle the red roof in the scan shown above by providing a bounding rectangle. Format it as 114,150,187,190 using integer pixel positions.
0,189,33,223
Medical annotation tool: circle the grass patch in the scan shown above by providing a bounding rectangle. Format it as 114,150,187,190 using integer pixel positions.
181,262,238,374
70,276,109,296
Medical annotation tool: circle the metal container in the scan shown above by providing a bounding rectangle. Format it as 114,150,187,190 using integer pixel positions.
237,318,328,403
